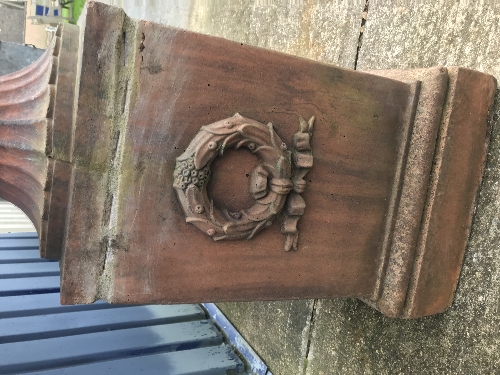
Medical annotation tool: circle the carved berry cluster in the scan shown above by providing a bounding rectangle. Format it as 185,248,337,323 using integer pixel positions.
174,157,211,190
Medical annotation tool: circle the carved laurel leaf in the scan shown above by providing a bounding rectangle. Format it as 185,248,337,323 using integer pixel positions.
186,216,212,225
176,133,206,162
247,219,268,240
276,154,292,176
254,146,282,171
234,138,252,150
249,164,269,200
213,234,229,241
185,185,205,214
223,220,259,235
220,132,242,151
208,199,227,227
242,202,274,222
185,216,219,234
240,122,272,143
201,120,245,135
192,134,226,169
267,122,279,150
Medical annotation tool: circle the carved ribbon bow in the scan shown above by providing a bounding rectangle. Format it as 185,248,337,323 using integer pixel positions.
281,116,314,251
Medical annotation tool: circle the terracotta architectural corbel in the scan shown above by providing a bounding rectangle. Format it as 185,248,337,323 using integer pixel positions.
0,2,496,318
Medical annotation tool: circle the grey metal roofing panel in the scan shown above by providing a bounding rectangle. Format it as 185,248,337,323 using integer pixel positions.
0,322,223,374
0,262,60,278
0,275,60,296
0,231,38,239
0,294,114,319
18,345,243,375
0,232,246,374
0,305,206,344
0,249,46,263
0,237,39,249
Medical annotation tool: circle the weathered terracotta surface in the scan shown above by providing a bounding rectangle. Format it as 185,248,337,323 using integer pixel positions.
0,32,55,236
42,24,79,260
405,68,495,318
58,2,418,306
369,68,449,316
365,67,496,318
0,2,496,318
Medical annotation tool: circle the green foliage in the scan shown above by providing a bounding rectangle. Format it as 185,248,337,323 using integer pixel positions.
71,0,86,23
61,0,86,24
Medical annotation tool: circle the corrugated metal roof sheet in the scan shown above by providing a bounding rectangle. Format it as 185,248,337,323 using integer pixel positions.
0,232,246,374
0,199,35,233
0,200,272,374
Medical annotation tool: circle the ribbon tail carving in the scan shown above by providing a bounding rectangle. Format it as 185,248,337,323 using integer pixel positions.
282,116,314,251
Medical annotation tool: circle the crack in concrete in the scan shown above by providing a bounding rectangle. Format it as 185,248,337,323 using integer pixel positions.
300,4,370,372
302,299,319,375
354,0,369,70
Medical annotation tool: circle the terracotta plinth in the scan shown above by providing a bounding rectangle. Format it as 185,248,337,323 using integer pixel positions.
0,2,495,318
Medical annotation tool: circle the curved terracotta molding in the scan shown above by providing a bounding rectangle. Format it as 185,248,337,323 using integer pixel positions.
0,24,78,259
0,2,496,318
0,34,55,234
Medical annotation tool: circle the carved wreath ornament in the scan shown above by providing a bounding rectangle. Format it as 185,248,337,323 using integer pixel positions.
173,113,314,251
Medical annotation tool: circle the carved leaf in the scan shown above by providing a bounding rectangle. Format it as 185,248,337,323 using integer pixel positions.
270,195,287,214
242,202,273,222
186,216,212,225
193,139,220,169
201,118,246,135
186,184,205,215
249,164,269,200
223,220,260,235
213,234,228,241
237,121,279,148
221,132,243,151
185,216,219,234
254,146,282,169
275,154,292,176
234,138,253,150
208,199,227,227
247,219,268,240
176,132,207,162
267,122,280,150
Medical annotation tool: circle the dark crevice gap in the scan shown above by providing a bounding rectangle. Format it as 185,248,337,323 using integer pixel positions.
354,0,369,70
302,299,319,375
